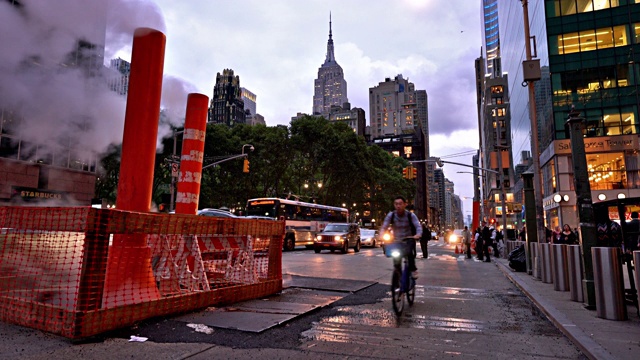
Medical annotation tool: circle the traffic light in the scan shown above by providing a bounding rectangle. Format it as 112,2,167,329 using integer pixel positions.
402,167,408,179
243,158,250,173
412,167,417,179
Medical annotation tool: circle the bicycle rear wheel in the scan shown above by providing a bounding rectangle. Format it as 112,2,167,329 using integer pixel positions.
391,268,404,316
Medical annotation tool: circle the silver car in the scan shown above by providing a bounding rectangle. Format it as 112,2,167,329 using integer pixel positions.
359,228,379,247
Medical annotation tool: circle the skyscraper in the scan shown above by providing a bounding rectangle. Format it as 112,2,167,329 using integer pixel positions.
313,14,348,117
208,69,246,126
481,0,501,77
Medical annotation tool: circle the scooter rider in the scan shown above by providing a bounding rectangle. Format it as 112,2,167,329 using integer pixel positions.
381,195,423,278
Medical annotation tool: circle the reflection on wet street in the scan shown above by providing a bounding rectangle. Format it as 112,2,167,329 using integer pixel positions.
302,285,489,343
294,247,584,358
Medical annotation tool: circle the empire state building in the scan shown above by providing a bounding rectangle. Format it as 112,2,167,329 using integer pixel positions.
313,14,348,116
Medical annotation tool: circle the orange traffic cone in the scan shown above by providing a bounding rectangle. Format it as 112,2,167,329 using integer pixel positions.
455,244,460,254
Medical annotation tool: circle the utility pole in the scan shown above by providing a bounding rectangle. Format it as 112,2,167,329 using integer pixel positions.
521,0,545,246
567,108,597,309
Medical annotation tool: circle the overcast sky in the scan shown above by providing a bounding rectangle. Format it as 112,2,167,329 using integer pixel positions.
118,0,484,214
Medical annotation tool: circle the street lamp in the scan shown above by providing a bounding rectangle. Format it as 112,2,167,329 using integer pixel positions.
242,144,254,155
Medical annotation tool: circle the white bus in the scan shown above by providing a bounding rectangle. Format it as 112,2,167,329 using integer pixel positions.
246,198,349,251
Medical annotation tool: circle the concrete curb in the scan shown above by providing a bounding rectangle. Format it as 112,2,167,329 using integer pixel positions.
495,260,615,360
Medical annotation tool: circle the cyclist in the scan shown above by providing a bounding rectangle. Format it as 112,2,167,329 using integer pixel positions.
380,195,422,278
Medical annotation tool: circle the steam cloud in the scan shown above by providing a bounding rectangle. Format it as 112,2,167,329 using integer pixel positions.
0,0,195,161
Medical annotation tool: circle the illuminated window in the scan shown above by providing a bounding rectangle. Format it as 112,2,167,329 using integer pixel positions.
494,193,500,202
391,151,400,157
491,86,503,94
587,152,626,190
404,146,412,157
557,25,627,55
506,193,514,202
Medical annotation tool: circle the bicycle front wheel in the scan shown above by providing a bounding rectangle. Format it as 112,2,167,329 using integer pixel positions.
391,268,404,316
407,277,416,306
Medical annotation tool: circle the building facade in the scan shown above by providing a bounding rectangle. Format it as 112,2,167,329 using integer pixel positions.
108,58,130,96
313,15,348,117
208,69,246,126
371,131,428,220
241,87,266,126
540,1,640,229
326,103,366,136
478,72,517,230
369,74,429,141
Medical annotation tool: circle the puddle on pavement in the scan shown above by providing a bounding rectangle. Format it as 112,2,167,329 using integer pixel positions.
301,286,487,342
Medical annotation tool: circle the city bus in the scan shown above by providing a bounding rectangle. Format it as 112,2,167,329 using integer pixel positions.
246,198,349,251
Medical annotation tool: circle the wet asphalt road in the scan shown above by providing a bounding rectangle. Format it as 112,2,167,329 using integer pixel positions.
125,239,586,359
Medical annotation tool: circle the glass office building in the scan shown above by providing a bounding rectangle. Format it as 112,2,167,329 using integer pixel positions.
543,0,640,228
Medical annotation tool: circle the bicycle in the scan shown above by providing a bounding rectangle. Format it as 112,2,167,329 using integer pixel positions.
383,236,416,316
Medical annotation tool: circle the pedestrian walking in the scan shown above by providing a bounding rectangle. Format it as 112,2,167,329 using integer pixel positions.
477,221,489,261
419,222,430,259
462,225,472,259
557,224,577,245
483,224,494,262
493,227,503,258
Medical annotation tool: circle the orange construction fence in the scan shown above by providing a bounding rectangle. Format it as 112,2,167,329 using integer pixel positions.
0,206,284,339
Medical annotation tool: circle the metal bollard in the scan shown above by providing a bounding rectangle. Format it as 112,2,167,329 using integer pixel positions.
567,245,584,302
539,243,553,284
551,244,569,291
592,247,627,320
530,242,541,279
634,251,640,312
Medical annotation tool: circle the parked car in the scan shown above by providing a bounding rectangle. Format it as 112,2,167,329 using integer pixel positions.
197,208,238,218
447,229,464,244
314,223,361,254
359,228,379,247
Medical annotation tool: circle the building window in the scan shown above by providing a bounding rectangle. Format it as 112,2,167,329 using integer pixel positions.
555,25,627,55
588,152,626,190
391,151,400,157
554,64,632,98
549,0,620,17
491,86,503,94
404,146,412,157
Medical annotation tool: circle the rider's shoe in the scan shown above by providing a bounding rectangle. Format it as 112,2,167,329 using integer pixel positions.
411,271,419,279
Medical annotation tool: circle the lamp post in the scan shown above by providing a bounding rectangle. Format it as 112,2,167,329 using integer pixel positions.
567,107,597,309
303,180,322,202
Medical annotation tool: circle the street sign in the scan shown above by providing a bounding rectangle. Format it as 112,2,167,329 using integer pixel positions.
171,163,179,177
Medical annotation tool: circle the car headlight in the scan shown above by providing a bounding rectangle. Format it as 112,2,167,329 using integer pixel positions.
450,235,458,242
316,235,322,241
382,233,391,242
334,235,342,241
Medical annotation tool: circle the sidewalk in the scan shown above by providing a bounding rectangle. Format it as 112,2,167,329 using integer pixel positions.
495,258,640,360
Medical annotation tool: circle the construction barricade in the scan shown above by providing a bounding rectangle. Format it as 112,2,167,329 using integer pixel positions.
0,206,284,339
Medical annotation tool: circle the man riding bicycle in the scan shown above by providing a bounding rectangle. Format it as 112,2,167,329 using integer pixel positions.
380,195,422,278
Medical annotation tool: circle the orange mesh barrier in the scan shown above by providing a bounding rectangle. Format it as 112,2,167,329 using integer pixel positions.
0,206,284,338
